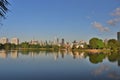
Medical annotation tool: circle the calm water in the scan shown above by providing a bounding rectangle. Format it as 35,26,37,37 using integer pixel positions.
0,50,120,80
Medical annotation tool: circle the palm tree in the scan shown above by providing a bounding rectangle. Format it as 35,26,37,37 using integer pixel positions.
0,0,9,19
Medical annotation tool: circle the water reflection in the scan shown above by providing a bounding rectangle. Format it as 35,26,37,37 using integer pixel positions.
0,50,120,80
92,64,120,80
92,65,109,76
72,51,86,59
11,50,18,59
108,71,120,80
0,50,120,65
0,50,7,58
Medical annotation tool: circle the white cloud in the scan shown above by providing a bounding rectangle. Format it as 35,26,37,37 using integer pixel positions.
111,7,120,16
92,22,109,32
107,18,120,26
107,7,120,26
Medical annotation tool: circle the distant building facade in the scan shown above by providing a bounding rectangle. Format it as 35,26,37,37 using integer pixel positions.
117,32,120,41
11,38,19,45
30,40,38,45
0,37,8,44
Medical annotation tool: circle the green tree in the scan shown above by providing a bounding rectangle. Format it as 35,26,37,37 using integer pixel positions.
0,43,4,49
89,38,104,49
4,43,11,50
107,39,118,50
108,52,120,62
11,43,17,49
89,53,106,64
20,42,30,48
0,0,9,18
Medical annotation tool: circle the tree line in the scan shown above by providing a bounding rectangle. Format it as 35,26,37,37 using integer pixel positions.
0,37,120,51
88,38,120,51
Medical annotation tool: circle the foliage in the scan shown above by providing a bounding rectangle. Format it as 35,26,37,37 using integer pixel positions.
89,53,106,64
108,52,120,62
0,0,9,18
0,43,4,49
20,42,30,48
3,43,11,50
107,39,119,50
89,38,104,49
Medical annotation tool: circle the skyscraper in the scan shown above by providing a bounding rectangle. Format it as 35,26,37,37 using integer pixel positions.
61,38,65,45
117,32,120,41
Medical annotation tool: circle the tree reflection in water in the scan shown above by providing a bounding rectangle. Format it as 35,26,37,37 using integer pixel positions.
0,50,120,65
0,50,120,80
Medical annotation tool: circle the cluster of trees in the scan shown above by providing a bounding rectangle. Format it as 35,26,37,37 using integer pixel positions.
0,43,18,50
88,52,120,64
0,42,60,50
88,37,120,51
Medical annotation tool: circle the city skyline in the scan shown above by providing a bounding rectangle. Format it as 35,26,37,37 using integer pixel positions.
1,0,120,42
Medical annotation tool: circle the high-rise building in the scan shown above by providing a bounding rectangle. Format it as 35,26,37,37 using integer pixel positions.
11,38,19,45
0,37,8,44
57,38,59,44
117,32,120,41
61,38,65,45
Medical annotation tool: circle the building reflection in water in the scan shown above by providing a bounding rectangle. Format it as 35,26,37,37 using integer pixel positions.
61,50,66,59
0,50,7,59
29,51,41,57
29,52,35,57
72,51,85,59
118,59,120,67
53,50,86,60
54,52,59,61
11,50,18,59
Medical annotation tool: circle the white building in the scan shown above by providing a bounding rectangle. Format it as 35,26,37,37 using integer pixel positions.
30,40,38,45
0,37,8,44
11,38,19,45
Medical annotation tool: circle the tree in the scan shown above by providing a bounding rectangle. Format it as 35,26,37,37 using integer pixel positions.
4,43,11,50
89,38,104,49
20,42,30,48
0,0,9,18
89,53,106,64
107,39,118,50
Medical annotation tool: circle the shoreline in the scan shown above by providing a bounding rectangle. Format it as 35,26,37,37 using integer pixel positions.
1,48,115,53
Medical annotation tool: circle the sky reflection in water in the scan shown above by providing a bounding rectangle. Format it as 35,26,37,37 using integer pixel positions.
0,50,119,80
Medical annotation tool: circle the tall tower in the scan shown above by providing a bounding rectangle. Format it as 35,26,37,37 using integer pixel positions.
117,32,120,41
61,38,65,45
57,38,59,44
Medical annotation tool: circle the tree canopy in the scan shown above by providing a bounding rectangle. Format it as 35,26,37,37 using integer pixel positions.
89,37,104,49
107,39,119,50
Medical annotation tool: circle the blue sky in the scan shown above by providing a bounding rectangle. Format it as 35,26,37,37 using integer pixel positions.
1,0,120,42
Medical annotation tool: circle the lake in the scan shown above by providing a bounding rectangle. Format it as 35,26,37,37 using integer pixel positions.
0,50,120,80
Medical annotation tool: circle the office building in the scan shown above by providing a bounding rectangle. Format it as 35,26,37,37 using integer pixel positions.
61,38,65,45
117,32,120,41
30,40,38,45
11,38,19,45
0,37,8,44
